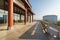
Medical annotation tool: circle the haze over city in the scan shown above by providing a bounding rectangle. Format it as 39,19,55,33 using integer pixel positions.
29,0,60,20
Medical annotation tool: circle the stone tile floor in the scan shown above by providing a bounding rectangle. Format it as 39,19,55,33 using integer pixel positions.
0,22,36,40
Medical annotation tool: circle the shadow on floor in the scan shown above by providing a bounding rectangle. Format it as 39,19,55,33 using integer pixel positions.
0,29,8,31
19,23,37,39
19,22,52,40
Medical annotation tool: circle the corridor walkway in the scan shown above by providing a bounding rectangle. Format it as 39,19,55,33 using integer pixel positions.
0,22,36,40
19,21,57,40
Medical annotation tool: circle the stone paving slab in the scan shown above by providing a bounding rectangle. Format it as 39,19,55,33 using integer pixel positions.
20,39,40,40
0,22,36,40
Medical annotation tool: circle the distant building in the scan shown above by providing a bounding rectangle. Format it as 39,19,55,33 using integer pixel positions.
43,15,57,23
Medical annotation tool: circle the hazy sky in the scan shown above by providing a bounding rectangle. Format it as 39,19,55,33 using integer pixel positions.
29,0,60,20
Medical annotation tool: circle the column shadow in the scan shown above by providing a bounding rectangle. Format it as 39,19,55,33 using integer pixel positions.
19,22,52,40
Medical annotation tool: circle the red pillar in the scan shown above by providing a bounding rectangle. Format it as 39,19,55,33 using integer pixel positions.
32,14,33,22
8,0,13,29
24,9,27,24
30,14,31,23
27,15,28,22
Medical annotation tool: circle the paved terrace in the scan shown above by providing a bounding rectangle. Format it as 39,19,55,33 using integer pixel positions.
0,22,36,40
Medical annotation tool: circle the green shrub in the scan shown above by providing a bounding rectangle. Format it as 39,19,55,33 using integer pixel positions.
56,21,60,26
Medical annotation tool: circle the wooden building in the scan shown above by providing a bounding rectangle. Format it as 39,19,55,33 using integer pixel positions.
0,0,34,29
